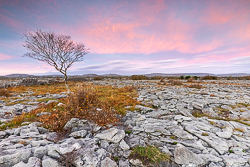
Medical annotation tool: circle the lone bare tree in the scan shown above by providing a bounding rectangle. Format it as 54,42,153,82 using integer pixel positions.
23,29,89,94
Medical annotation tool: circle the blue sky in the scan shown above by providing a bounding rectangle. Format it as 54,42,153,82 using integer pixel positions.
0,0,250,75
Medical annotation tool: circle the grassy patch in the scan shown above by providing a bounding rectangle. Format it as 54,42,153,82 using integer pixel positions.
192,110,206,117
125,130,132,134
6,99,29,106
0,84,140,132
202,132,208,136
234,128,244,133
188,84,203,89
36,98,57,103
170,135,178,140
129,146,170,165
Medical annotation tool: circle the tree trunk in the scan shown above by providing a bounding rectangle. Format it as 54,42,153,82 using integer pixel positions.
64,73,70,94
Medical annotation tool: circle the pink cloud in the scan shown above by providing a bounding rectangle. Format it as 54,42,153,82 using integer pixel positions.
63,0,227,55
0,53,12,60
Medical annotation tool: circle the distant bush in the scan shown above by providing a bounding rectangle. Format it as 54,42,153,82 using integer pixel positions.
131,75,149,80
193,76,198,80
150,76,163,80
185,75,191,80
159,77,165,82
180,76,184,79
93,76,103,80
168,79,182,86
202,75,217,80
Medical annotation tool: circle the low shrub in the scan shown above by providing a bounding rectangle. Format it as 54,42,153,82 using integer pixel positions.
93,76,103,80
131,75,149,80
0,88,11,97
202,75,217,80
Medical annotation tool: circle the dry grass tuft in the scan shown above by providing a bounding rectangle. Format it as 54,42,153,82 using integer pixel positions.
188,84,203,89
0,88,11,97
234,128,244,133
168,79,182,86
0,84,139,132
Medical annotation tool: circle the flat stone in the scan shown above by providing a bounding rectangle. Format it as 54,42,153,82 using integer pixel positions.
197,154,222,164
221,154,248,166
95,128,125,143
174,144,204,166
216,131,232,139
192,102,204,110
69,130,87,138
60,142,81,154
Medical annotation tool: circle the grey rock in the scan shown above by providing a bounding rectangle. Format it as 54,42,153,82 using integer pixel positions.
27,157,42,167
215,131,232,139
95,128,125,143
0,149,31,167
101,157,118,167
221,154,248,166
69,130,88,138
47,145,61,159
174,144,203,166
33,146,48,159
46,132,59,142
13,161,26,167
60,142,81,154
161,146,173,156
197,154,222,164
192,102,204,110
119,159,130,167
129,159,144,166
0,131,6,139
119,139,130,151
42,156,60,167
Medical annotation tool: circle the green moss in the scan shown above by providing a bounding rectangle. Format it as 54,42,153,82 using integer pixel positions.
129,145,170,165
125,130,132,134
114,157,119,161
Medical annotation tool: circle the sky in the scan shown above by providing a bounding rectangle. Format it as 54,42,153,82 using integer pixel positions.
0,0,250,76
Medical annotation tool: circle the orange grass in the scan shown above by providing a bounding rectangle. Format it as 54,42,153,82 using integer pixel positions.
0,84,139,131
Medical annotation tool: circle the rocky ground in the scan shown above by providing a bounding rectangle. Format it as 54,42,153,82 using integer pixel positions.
1,79,250,166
